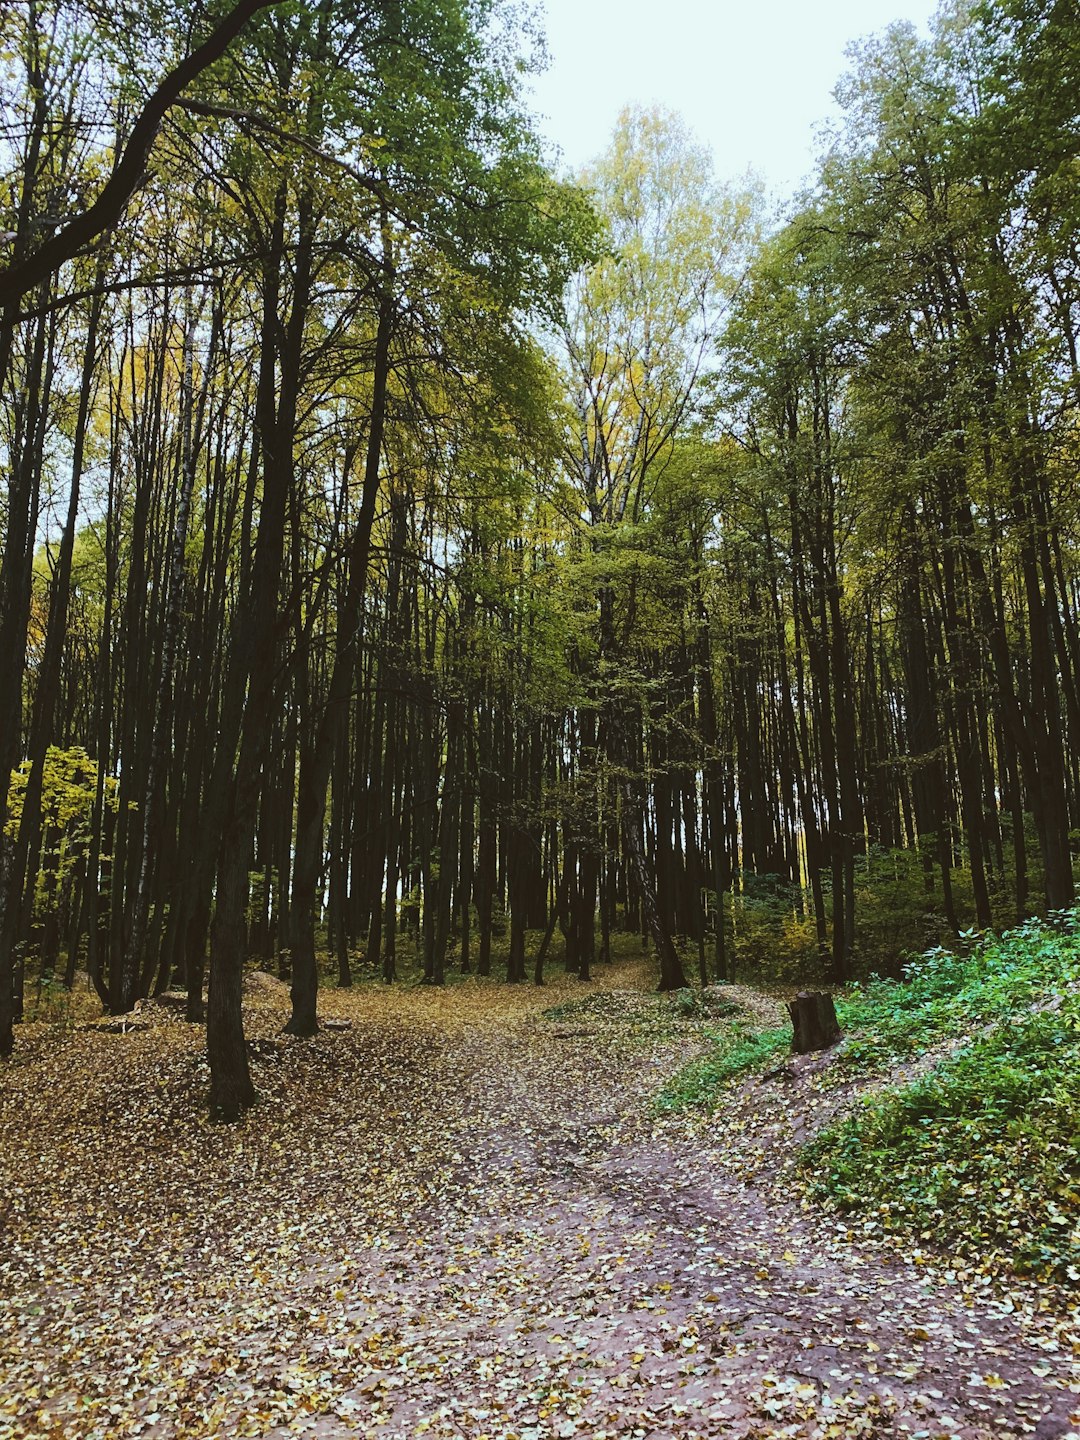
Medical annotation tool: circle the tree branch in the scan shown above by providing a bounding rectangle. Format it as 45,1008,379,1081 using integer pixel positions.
0,0,284,306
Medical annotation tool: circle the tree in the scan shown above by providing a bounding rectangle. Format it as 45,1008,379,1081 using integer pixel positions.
560,106,758,989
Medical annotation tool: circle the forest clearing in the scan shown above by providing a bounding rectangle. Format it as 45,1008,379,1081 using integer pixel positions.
2,942,1077,1440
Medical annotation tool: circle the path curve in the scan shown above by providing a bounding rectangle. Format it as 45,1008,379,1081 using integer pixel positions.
0,968,1076,1439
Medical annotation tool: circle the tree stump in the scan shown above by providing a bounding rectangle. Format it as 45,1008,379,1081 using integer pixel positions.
788,991,841,1054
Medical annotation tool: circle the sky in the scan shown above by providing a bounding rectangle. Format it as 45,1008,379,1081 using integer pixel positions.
526,0,940,198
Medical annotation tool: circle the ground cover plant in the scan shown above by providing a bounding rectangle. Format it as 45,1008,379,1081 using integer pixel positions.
658,914,1080,1285
832,915,1080,1071
806,920,1080,1283
653,1022,792,1112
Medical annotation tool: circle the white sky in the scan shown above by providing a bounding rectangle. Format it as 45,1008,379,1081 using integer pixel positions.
526,0,940,197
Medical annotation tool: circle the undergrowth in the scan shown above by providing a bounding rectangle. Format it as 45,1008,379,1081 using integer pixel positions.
656,912,1080,1280
810,914,1080,1282
805,993,1080,1281
653,1024,790,1112
833,913,1080,1072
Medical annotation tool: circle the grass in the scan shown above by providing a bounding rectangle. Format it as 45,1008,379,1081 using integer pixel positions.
653,912,1080,1280
808,914,1080,1282
652,1023,791,1113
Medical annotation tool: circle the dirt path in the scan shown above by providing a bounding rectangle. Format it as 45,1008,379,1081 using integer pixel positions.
0,966,1076,1439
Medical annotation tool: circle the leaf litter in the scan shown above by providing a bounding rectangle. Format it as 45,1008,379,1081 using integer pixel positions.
0,961,1076,1439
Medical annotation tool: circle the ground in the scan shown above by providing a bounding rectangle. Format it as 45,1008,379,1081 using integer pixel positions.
0,960,1077,1440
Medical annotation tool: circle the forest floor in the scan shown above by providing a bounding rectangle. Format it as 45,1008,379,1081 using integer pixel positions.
0,958,1077,1440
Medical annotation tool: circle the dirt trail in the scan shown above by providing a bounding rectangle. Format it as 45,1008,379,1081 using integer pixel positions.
0,966,1076,1439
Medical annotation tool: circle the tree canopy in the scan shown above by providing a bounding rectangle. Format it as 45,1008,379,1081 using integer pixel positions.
1,0,1079,1130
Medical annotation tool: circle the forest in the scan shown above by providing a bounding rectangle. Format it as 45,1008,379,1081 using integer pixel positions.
1,1,1079,1436
3,0,1078,1110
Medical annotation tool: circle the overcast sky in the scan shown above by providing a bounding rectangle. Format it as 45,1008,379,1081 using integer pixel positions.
526,0,940,197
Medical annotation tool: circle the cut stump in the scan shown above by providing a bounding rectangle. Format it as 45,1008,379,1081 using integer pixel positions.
788,991,841,1054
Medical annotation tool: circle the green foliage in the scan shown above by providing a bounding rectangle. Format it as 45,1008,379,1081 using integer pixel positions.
6,747,116,921
653,1023,791,1113
835,913,1080,1072
805,1003,1080,1282
23,971,78,1027
653,916,1080,1278
5,746,101,839
805,916,1080,1282
728,879,822,985
724,844,1043,987
847,845,962,978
